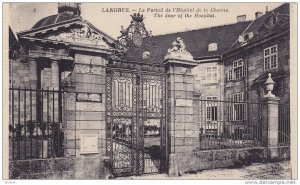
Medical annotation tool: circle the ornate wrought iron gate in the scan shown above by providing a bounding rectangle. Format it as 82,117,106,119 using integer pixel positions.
106,67,167,176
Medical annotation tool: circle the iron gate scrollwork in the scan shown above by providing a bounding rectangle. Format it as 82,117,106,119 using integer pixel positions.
106,68,167,176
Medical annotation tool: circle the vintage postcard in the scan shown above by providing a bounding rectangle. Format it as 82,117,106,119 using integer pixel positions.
2,2,298,182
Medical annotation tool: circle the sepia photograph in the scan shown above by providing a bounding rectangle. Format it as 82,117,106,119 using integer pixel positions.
2,2,297,181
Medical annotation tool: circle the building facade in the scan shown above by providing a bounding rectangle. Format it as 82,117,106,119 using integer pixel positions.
8,3,291,179
223,3,290,105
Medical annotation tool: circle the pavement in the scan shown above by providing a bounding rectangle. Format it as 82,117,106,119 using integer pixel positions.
116,160,292,180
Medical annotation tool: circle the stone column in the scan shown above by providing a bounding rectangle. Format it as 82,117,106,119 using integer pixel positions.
51,60,60,90
29,57,38,89
29,57,38,121
50,60,60,122
261,73,280,159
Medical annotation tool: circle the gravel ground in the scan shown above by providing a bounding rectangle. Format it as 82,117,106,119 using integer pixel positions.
117,160,291,180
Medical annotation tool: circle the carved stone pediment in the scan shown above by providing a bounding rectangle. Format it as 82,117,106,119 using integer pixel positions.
44,23,111,48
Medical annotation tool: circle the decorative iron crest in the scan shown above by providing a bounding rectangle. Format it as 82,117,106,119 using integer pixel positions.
116,13,151,50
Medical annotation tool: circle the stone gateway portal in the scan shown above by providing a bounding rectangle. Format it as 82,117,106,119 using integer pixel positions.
7,2,291,180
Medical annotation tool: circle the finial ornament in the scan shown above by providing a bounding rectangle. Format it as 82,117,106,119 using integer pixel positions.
164,37,193,60
264,73,276,97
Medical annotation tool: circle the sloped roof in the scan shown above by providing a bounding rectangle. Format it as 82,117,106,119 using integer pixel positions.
227,3,290,53
9,26,19,50
124,21,251,64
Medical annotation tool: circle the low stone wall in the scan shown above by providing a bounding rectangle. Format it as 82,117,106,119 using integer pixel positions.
169,147,269,175
169,146,291,176
9,156,106,179
9,146,290,179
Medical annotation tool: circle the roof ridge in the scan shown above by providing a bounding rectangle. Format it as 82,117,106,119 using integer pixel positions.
152,20,252,37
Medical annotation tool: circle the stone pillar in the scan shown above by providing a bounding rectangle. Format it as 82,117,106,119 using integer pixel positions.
261,73,280,159
51,60,59,90
261,96,280,159
193,92,201,145
63,52,107,179
164,38,199,176
62,83,76,157
29,57,38,121
165,58,199,153
29,58,38,88
50,60,60,122
165,58,199,176
73,54,106,157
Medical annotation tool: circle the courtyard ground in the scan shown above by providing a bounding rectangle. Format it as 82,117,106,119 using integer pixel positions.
117,160,292,180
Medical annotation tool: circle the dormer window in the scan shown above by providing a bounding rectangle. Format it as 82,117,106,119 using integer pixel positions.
208,43,218,52
238,32,255,43
248,32,254,39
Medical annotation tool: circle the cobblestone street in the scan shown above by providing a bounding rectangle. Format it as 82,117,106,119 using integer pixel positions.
117,161,291,180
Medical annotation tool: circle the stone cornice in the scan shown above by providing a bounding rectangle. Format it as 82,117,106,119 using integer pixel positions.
163,57,199,67
69,45,113,55
28,51,74,61
21,36,113,55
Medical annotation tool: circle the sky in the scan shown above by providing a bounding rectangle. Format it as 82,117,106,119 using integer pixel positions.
9,3,283,39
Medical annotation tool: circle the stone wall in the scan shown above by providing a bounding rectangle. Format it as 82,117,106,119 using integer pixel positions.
10,59,31,88
9,157,105,179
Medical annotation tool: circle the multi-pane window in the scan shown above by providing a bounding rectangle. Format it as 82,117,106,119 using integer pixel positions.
227,59,247,81
229,92,247,121
206,96,218,121
233,92,244,102
202,66,218,83
264,45,278,71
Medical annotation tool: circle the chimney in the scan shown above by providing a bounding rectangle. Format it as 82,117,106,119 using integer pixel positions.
255,11,263,19
237,15,246,23
58,3,81,16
